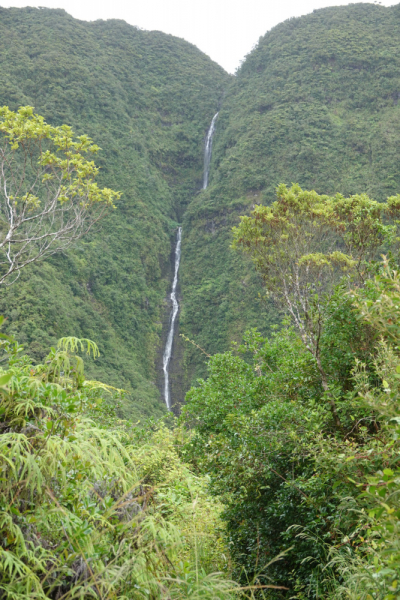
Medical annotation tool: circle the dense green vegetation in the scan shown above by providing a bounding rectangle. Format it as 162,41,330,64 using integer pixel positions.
0,106,120,285
180,2,400,385
180,187,400,598
4,183,400,598
3,3,400,597
0,6,229,416
0,331,237,598
3,3,400,407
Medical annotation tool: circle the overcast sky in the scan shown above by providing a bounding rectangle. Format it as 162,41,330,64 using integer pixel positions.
1,0,399,72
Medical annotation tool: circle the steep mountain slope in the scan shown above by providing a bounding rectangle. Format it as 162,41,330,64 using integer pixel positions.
0,7,229,417
179,2,400,387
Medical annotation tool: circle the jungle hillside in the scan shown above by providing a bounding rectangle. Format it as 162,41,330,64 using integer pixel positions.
2,3,400,599
0,5,228,418
180,2,400,388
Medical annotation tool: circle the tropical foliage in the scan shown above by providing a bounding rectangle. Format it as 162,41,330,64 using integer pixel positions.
179,188,400,597
0,6,228,415
0,329,236,599
180,2,400,389
232,183,400,428
0,106,120,285
3,3,400,598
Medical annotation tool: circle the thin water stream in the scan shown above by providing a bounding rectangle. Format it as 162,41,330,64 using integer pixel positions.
162,113,218,409
203,112,218,189
162,226,182,410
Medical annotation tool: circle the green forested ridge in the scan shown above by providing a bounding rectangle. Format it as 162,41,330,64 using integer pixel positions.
180,2,400,384
3,3,400,408
0,6,229,417
2,2,400,598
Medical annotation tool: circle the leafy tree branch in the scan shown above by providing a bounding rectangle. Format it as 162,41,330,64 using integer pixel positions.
233,183,400,428
0,106,121,285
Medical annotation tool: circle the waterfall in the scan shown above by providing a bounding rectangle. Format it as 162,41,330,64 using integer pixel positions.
203,112,218,190
162,113,218,409
162,226,182,409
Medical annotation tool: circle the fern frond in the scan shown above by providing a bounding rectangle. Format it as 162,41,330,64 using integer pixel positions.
83,380,125,394
57,337,100,359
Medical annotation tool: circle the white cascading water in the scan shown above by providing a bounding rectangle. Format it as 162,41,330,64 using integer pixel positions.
162,226,182,409
162,113,218,409
203,112,219,189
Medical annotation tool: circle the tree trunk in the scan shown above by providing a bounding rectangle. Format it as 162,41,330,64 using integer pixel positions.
316,355,342,430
